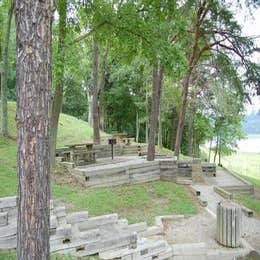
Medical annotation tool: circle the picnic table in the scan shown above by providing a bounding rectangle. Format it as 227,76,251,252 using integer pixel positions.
112,133,134,145
63,143,96,166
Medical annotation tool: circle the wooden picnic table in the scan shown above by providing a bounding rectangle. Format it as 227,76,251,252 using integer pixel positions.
65,143,96,165
66,143,94,150
112,134,134,145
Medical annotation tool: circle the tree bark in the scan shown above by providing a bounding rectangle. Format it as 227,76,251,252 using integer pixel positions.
157,104,162,148
136,110,140,143
174,0,208,157
87,89,93,127
208,137,213,162
99,45,108,131
50,0,67,168
174,73,191,157
213,135,219,163
1,0,14,137
92,37,100,144
15,0,52,259
145,88,149,143
147,62,163,161
218,135,222,166
187,93,195,157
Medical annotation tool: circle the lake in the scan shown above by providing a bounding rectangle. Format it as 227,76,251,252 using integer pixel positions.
237,135,260,153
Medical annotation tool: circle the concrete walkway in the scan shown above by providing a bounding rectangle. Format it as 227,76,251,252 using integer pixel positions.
192,168,260,252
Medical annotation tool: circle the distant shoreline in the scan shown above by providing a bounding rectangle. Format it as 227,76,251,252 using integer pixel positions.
238,134,260,153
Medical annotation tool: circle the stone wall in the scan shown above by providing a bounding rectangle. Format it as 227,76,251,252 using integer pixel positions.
0,196,173,259
70,159,216,189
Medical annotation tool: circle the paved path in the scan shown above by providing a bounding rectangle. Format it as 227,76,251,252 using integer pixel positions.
192,168,260,252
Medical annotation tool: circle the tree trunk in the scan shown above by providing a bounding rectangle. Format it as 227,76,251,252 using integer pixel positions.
171,109,177,151
15,0,52,259
157,104,162,148
99,45,108,131
187,95,195,157
50,0,67,168
1,1,14,137
174,73,191,157
87,90,93,127
208,137,213,162
214,135,219,163
147,62,163,161
173,1,208,157
218,135,221,166
92,37,100,144
136,110,139,143
145,88,149,143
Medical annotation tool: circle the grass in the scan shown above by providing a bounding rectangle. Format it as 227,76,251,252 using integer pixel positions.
217,150,260,216
0,137,198,224
0,250,99,260
221,151,260,189
235,194,260,216
0,138,197,224
4,102,107,147
53,181,197,225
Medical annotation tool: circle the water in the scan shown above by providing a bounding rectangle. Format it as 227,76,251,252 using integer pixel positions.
237,135,260,153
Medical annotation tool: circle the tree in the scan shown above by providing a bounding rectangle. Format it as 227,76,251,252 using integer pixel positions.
92,36,100,144
1,0,14,137
147,62,163,160
50,0,67,168
174,0,259,157
15,0,52,258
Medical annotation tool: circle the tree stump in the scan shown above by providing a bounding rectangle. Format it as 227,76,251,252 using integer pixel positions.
216,201,242,247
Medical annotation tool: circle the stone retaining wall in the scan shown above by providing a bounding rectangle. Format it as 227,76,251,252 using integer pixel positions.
69,159,216,189
0,196,174,259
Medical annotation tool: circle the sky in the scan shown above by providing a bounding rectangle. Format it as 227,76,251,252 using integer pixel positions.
237,4,260,114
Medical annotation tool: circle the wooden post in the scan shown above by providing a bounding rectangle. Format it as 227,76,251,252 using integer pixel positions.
216,201,242,248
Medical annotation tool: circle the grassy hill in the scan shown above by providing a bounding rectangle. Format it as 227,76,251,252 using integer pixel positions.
0,102,197,225
5,102,107,146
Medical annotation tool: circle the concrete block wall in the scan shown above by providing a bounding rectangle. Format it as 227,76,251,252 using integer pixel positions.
70,159,216,189
0,197,172,259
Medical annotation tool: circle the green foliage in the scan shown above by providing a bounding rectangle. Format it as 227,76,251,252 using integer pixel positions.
62,77,87,119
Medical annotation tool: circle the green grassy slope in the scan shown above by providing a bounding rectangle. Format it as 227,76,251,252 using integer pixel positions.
5,102,107,146
0,102,198,224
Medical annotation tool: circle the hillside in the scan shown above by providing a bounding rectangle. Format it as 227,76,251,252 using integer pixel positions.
3,102,107,147
0,103,197,225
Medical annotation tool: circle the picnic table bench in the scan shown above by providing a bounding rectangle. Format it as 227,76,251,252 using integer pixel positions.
112,134,134,145
56,143,96,166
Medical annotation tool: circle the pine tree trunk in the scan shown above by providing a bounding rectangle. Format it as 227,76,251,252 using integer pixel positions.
1,1,14,137
173,1,207,157
214,135,219,163
157,104,162,148
188,96,195,157
88,90,93,127
174,73,191,157
50,0,67,168
145,88,149,143
208,137,213,162
136,110,139,143
92,37,100,144
147,62,163,161
99,46,108,131
218,135,221,166
15,0,52,258
171,109,177,151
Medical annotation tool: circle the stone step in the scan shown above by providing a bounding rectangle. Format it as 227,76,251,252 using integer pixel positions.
99,239,170,260
176,178,192,185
